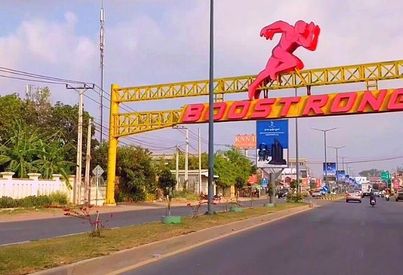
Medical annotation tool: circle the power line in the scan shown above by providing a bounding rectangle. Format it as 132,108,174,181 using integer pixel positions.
0,74,67,85
0,66,86,84
345,155,403,164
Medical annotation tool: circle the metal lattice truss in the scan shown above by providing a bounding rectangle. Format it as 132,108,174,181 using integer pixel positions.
115,60,403,103
115,109,182,137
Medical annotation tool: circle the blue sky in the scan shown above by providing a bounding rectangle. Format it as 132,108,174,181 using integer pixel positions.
0,0,402,177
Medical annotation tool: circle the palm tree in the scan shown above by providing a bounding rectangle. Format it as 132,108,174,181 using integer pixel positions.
32,139,73,188
0,122,39,178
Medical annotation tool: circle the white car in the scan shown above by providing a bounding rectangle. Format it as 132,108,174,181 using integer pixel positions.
311,190,323,197
346,192,362,203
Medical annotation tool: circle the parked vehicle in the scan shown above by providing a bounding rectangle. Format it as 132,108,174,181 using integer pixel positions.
276,188,289,199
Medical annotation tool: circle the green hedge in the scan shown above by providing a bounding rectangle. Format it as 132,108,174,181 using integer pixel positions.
0,192,68,208
286,193,304,203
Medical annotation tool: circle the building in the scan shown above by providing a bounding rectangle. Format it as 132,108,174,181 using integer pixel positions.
170,169,218,195
279,158,312,191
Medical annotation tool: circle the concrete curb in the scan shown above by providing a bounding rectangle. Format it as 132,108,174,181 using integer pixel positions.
316,195,344,201
33,205,312,275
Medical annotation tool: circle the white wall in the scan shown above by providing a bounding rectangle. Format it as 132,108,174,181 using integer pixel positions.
0,172,106,205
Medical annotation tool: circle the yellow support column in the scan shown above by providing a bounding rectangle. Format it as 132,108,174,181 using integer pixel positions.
105,84,120,206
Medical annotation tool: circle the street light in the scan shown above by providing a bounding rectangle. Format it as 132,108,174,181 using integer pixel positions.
328,145,346,178
329,145,345,192
172,126,189,188
312,127,337,190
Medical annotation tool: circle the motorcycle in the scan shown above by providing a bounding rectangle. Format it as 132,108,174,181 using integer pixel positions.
385,194,390,201
370,198,376,207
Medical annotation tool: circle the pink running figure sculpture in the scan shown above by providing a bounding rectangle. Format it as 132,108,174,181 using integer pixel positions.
248,20,320,100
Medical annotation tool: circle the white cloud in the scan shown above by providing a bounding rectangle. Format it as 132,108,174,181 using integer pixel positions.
0,0,402,176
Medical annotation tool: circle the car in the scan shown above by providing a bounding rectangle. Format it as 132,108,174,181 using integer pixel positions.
346,192,362,203
276,188,289,199
311,190,323,198
395,190,403,201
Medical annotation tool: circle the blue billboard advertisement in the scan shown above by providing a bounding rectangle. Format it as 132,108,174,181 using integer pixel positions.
323,162,336,176
336,170,346,182
256,120,289,168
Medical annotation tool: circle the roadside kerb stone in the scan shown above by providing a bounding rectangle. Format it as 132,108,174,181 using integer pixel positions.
33,204,311,275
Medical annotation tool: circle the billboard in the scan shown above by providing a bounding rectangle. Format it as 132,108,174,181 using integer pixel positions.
234,134,256,150
323,162,336,177
256,120,289,168
336,170,346,182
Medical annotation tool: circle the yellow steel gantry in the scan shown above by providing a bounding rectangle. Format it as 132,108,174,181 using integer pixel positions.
114,60,402,102
105,59,403,205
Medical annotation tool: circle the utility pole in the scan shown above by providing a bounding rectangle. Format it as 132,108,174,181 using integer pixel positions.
185,128,189,189
84,118,92,204
173,126,189,190
341,156,345,171
198,128,202,194
312,127,337,191
66,83,94,204
175,145,179,186
207,0,215,215
329,146,345,181
99,0,105,143
295,88,300,195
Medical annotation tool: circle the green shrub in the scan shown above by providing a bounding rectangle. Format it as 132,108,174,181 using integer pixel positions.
0,193,68,209
19,195,52,208
173,190,199,201
145,192,156,202
116,190,146,202
0,196,17,208
48,191,68,205
18,196,36,208
286,193,303,203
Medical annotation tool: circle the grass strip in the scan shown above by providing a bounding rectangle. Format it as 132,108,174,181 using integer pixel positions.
0,202,305,275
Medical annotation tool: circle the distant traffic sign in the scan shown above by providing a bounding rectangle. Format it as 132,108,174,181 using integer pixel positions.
260,178,268,187
92,165,104,177
322,186,330,193
381,170,391,181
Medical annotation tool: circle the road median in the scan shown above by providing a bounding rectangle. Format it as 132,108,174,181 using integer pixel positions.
0,202,311,275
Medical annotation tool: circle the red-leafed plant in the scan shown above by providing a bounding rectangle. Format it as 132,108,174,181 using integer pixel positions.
64,206,109,237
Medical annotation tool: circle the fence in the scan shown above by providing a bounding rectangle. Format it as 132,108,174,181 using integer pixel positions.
0,172,106,205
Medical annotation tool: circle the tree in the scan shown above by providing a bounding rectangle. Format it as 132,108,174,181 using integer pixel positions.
32,138,74,185
49,102,98,167
24,86,52,131
235,176,245,199
214,149,254,188
116,145,157,202
0,122,39,178
359,169,381,177
158,169,177,195
0,94,26,142
163,152,208,170
91,142,108,177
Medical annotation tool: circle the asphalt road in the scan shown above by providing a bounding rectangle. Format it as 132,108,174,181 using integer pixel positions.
125,197,403,275
0,198,271,245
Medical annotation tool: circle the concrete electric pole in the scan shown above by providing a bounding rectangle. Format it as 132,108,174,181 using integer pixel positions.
84,118,92,204
66,83,94,204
